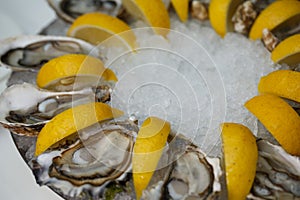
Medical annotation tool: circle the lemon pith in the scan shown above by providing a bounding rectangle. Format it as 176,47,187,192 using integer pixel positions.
258,70,300,103
245,94,300,156
67,13,136,49
171,0,189,22
271,34,300,65
221,123,258,200
249,0,300,40
35,102,123,156
36,54,117,88
133,117,171,199
122,0,170,37
209,0,243,37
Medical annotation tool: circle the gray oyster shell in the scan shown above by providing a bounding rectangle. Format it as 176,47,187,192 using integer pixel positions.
0,35,98,72
0,35,101,86
47,0,124,23
248,140,300,199
141,134,225,200
31,120,138,199
0,83,111,136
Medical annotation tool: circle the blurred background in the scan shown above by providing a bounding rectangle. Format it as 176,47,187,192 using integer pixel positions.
0,0,62,199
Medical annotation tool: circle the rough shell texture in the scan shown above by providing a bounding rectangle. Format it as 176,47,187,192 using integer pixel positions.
141,134,225,200
31,121,138,199
0,35,98,72
0,35,103,86
0,83,109,136
249,140,300,199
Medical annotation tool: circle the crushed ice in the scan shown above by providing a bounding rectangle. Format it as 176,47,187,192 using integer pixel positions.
97,16,277,156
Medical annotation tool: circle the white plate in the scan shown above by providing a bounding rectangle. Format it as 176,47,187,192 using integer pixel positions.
0,0,62,199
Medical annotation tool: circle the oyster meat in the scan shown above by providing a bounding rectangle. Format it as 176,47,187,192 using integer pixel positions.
0,83,111,136
141,134,225,200
0,35,102,85
31,120,138,199
47,0,123,23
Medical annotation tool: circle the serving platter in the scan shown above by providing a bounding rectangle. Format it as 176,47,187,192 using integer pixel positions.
1,0,300,200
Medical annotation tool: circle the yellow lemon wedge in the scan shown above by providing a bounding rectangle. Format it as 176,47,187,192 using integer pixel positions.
171,0,189,22
249,0,300,40
271,34,300,66
133,116,171,199
36,54,117,90
221,123,258,200
245,94,300,156
67,13,136,49
258,70,300,103
35,102,123,156
209,0,243,37
122,0,170,37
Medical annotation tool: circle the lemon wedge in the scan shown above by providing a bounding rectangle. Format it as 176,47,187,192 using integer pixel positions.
35,102,123,156
122,0,170,37
271,34,300,66
209,0,243,37
133,117,171,199
171,0,189,22
67,13,136,49
259,70,300,103
249,0,300,40
36,54,117,90
221,123,258,200
245,94,300,156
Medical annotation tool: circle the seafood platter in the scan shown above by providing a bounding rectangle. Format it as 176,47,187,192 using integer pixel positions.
0,0,300,199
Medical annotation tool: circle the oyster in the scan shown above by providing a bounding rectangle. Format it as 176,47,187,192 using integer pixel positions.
47,0,123,23
31,120,138,198
0,35,101,85
0,83,111,136
141,134,225,200
0,35,99,72
249,140,300,199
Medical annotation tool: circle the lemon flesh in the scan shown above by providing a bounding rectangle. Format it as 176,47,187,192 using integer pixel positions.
171,0,189,22
36,54,117,89
221,123,258,200
245,94,300,156
122,0,170,37
259,70,300,103
35,102,123,156
249,0,300,40
67,13,136,49
133,116,171,199
209,0,243,37
271,34,300,66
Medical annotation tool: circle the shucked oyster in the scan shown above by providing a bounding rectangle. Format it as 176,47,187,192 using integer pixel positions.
31,120,138,199
0,35,99,72
141,134,225,200
0,83,111,136
249,140,300,199
47,0,123,23
0,35,101,85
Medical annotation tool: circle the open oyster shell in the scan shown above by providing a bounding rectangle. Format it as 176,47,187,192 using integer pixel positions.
141,134,225,200
0,83,111,136
31,120,138,199
0,35,102,85
47,0,124,23
0,35,99,72
249,140,300,199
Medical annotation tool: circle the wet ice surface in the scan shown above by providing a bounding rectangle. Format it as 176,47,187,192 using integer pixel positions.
102,16,277,156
